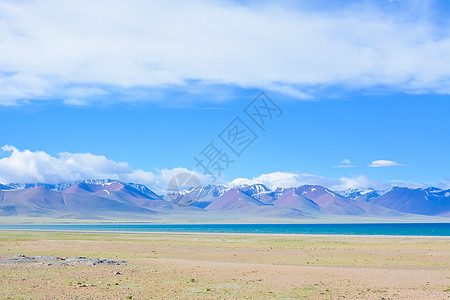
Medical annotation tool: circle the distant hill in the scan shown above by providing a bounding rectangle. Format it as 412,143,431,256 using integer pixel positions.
1,180,449,220
272,187,321,214
205,188,265,210
0,186,157,219
368,187,450,216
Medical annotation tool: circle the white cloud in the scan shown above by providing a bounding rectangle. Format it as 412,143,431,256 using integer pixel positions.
342,159,352,165
387,180,427,189
437,178,450,190
336,174,389,191
228,171,428,192
334,158,356,168
230,172,340,190
0,145,213,194
0,144,136,183
1,0,450,105
0,145,437,194
369,160,405,167
151,167,218,194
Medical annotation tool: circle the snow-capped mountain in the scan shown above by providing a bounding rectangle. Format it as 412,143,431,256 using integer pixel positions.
205,188,265,210
62,181,171,210
5,182,74,192
0,183,12,190
338,188,381,202
272,187,321,214
238,184,270,197
237,184,279,204
289,185,366,215
1,180,450,219
0,185,157,218
368,186,450,216
164,184,229,208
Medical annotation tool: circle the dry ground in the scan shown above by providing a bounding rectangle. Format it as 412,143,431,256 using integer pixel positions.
0,230,449,299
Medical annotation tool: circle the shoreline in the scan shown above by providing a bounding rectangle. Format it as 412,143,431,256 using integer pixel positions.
1,228,450,239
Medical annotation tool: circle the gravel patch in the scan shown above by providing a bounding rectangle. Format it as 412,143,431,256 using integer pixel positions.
0,255,126,266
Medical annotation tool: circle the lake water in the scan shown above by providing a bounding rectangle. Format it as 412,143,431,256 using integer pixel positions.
1,223,450,236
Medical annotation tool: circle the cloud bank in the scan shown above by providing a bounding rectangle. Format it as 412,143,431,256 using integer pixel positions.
1,0,450,105
230,172,427,191
229,172,390,191
0,145,212,194
0,145,434,193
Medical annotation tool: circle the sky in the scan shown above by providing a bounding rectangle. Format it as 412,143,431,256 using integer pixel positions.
0,0,450,193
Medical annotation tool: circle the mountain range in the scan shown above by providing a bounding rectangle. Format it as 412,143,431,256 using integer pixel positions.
0,179,449,220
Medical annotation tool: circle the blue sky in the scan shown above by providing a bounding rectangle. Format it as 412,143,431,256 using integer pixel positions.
0,0,450,192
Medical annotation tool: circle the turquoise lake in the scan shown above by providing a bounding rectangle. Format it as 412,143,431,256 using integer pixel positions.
1,223,450,236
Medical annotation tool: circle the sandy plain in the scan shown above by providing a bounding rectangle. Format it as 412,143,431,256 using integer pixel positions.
0,230,449,299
